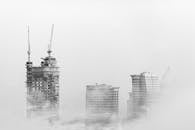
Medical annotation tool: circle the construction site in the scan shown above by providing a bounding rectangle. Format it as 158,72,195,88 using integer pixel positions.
26,25,60,119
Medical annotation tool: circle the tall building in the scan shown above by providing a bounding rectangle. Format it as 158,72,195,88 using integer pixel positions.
86,84,119,125
26,25,60,119
127,72,160,119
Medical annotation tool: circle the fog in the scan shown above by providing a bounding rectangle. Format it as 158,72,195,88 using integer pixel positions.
0,0,195,129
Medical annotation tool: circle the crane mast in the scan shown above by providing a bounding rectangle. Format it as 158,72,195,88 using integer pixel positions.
27,26,31,62
48,24,54,57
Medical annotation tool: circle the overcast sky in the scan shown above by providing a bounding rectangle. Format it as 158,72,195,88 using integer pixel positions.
0,0,195,129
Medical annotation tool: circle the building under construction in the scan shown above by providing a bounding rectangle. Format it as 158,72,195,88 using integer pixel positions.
127,72,160,120
86,84,119,125
26,25,60,119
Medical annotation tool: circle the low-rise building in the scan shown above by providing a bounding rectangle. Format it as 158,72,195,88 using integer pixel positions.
86,84,119,125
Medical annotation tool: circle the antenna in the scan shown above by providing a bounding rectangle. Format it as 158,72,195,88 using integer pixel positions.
48,24,54,56
27,25,31,62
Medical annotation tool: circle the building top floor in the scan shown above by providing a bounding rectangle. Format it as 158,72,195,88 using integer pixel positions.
86,84,119,91
131,72,158,79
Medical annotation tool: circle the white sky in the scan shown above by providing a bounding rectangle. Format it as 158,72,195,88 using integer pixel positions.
0,0,195,129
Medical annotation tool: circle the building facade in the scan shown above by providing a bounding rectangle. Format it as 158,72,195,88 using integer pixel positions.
86,84,119,125
26,55,59,119
127,72,160,119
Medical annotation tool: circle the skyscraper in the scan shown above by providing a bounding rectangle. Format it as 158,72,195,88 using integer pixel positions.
127,72,160,119
26,25,60,120
86,84,119,125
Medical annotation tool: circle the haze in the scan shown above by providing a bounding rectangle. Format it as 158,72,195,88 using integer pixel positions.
0,0,195,129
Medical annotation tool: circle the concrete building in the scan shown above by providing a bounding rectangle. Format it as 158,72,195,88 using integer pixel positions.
26,25,59,119
127,72,160,119
86,84,119,125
